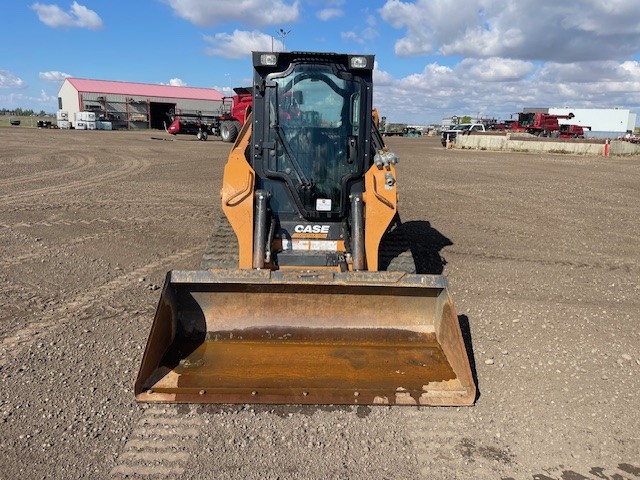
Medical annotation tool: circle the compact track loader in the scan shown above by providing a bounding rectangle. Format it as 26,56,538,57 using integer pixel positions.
135,52,476,406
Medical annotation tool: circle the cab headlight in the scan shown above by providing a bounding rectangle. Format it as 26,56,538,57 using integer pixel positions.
260,53,278,66
350,56,368,68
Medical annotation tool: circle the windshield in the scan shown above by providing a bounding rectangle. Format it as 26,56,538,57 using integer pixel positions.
519,113,535,127
266,63,363,216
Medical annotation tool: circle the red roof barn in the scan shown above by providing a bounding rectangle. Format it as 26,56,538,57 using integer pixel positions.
58,78,224,130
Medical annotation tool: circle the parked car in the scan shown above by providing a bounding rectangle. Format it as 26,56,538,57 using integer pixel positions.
10,119,20,126
441,123,485,147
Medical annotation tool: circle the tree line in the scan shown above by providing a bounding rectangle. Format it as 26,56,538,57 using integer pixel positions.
1,108,50,116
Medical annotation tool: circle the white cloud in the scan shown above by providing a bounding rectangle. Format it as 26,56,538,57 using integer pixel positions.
619,60,640,78
379,0,474,56
68,2,103,29
341,27,378,45
366,15,376,27
317,8,343,21
203,30,283,59
39,71,72,82
0,70,26,89
457,58,535,82
373,62,393,86
159,78,188,86
0,90,57,111
341,31,360,43
538,61,618,83
339,9,379,45
379,0,640,62
213,86,235,96
560,1,640,36
373,1,640,123
361,27,379,42
373,58,640,124
31,1,103,30
167,0,299,27
536,61,640,97
38,89,57,103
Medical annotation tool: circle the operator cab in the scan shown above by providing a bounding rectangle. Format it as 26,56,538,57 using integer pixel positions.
250,52,376,268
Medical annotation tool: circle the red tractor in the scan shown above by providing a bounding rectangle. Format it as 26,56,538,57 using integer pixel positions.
218,87,252,142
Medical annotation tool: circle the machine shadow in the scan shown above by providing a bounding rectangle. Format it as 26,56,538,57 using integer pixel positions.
378,217,452,275
458,314,480,401
402,219,453,275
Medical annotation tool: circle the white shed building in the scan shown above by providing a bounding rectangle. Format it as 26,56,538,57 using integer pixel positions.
547,107,636,137
58,78,224,129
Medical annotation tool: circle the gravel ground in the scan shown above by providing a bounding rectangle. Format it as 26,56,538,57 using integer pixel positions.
0,128,638,479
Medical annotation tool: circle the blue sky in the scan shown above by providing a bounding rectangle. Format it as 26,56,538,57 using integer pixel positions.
2,0,640,124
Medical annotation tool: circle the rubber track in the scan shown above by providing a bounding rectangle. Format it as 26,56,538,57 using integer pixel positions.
200,215,239,270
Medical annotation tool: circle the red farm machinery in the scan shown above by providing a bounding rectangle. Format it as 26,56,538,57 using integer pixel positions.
509,112,573,137
165,87,252,141
507,112,589,138
559,123,591,139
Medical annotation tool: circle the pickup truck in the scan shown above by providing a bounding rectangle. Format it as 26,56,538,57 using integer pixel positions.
441,123,485,147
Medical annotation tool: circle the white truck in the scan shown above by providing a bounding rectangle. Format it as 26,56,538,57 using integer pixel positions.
441,123,485,147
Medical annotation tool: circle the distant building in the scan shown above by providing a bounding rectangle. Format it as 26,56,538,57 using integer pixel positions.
57,78,224,129
522,107,548,114
441,116,460,130
525,107,637,137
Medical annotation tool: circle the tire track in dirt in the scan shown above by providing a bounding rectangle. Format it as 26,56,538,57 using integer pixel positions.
0,246,201,367
0,213,210,231
408,407,639,479
446,248,638,273
1,216,151,230
405,409,509,478
0,154,151,205
0,152,96,188
0,231,117,269
3,201,212,213
0,218,110,230
110,407,202,478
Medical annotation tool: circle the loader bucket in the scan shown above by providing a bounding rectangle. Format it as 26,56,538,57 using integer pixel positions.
135,270,476,406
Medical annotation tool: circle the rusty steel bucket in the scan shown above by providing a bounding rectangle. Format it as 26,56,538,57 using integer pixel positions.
134,269,476,406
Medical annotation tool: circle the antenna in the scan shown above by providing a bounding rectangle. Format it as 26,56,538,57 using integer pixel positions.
277,28,291,51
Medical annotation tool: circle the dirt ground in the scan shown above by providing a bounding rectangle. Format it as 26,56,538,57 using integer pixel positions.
0,128,638,480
